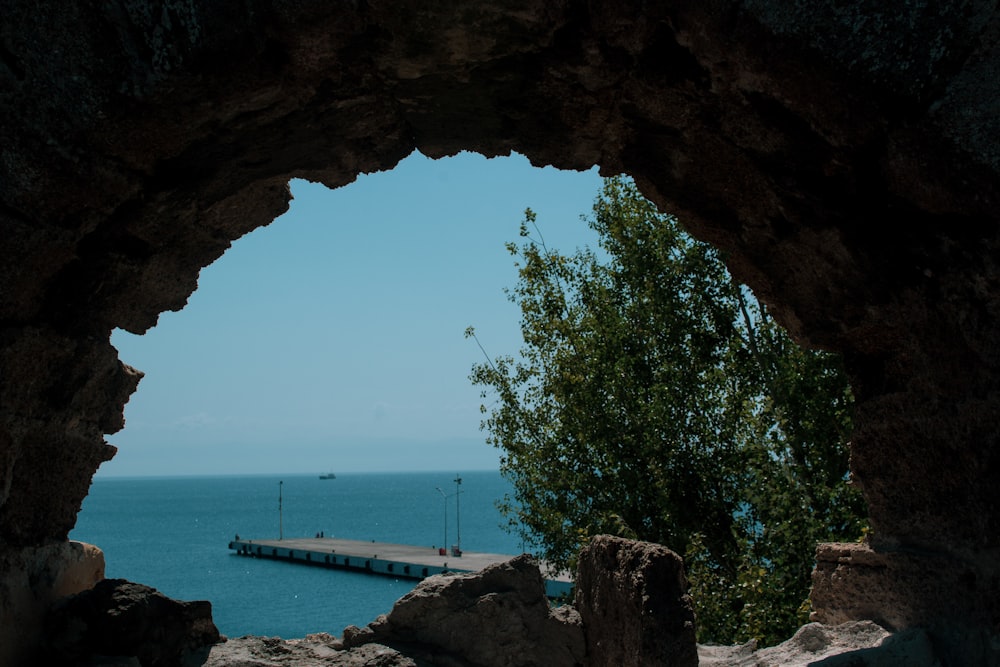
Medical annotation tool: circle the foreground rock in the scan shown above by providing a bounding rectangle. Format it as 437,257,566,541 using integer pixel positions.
342,554,585,667
199,545,942,667
205,634,416,667
810,541,990,664
205,623,942,667
699,621,940,667
575,536,697,667
0,541,106,666
42,578,221,666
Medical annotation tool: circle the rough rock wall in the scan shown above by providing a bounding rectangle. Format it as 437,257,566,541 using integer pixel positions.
0,541,105,666
342,554,586,666
1,0,999,663
575,536,697,667
43,578,220,667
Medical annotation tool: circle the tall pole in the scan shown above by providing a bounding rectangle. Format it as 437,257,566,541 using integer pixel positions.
279,480,284,541
454,475,462,553
435,487,448,549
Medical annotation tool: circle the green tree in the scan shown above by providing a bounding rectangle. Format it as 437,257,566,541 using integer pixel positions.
467,177,866,645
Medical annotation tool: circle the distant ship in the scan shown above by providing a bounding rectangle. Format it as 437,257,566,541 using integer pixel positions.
319,472,337,480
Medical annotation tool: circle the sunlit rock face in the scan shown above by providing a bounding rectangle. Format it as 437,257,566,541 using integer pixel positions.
342,554,586,666
1,0,998,663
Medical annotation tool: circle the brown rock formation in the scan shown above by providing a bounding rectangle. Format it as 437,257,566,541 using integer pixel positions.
575,536,697,667
699,621,940,667
811,542,987,662
42,578,220,667
342,554,585,667
2,0,1000,663
0,541,105,667
205,634,419,667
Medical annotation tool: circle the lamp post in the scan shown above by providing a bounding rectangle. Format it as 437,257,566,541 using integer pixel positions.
279,480,284,541
435,486,449,549
454,475,462,555
436,481,464,555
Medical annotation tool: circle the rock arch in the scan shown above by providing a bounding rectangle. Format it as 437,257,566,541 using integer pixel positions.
2,1,999,664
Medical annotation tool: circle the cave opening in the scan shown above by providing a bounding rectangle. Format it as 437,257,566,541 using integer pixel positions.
4,2,999,663
73,150,605,637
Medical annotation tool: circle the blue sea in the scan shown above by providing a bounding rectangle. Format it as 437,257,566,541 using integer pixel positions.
70,471,523,639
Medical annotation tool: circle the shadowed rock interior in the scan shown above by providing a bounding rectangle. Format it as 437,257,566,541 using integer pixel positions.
1,1,999,664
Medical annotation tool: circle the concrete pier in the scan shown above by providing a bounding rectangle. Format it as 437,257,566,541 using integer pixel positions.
228,536,573,598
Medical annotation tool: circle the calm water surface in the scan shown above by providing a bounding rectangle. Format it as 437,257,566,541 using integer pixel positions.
71,471,521,638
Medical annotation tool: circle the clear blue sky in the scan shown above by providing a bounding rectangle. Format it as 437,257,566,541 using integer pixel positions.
103,151,605,477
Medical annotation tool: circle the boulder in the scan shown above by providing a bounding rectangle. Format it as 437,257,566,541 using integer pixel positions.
0,541,105,667
203,633,419,667
698,621,940,667
342,554,585,667
810,542,993,666
574,535,697,667
43,578,221,667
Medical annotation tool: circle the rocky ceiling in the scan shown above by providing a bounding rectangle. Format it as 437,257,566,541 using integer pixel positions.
1,0,998,664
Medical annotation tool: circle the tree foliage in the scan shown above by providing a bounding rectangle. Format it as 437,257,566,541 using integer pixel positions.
467,177,867,645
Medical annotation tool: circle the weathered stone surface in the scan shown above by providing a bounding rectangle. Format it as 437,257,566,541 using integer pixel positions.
343,554,585,667
0,329,140,546
204,634,418,667
575,535,697,667
811,542,996,666
2,0,1000,662
204,615,941,667
698,621,940,667
0,541,105,667
42,578,221,667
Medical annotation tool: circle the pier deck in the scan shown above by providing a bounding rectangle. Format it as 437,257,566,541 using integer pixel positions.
229,536,573,598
